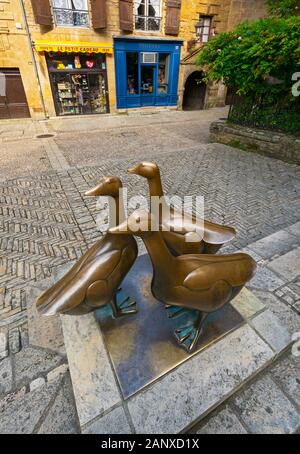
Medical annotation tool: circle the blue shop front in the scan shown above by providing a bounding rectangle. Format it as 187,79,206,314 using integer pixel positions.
114,37,183,109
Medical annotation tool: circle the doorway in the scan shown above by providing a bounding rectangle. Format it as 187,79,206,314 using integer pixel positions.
0,69,30,119
183,71,206,111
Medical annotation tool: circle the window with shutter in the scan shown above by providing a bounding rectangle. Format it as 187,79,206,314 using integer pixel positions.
165,0,182,36
134,0,162,31
119,0,134,32
91,0,107,29
31,0,53,26
51,0,89,27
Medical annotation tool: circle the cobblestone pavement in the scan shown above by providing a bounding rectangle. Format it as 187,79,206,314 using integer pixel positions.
0,109,299,433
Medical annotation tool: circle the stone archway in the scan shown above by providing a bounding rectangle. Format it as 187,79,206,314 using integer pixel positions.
182,71,206,111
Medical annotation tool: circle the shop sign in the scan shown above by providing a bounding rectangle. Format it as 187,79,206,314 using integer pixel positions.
34,41,113,55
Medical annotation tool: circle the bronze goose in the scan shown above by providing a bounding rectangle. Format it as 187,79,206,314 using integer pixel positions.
36,177,138,318
128,162,236,255
110,210,256,352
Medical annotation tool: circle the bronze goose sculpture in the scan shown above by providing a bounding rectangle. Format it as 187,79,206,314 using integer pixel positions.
128,162,236,255
110,210,256,352
36,177,138,318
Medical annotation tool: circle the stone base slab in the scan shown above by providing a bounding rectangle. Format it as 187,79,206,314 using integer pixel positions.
58,255,294,433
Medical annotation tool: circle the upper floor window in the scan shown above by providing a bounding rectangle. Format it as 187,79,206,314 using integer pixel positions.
135,0,162,31
196,16,212,43
52,0,89,27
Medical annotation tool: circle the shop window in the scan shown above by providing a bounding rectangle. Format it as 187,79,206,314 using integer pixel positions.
47,53,106,71
46,53,108,116
196,16,212,43
52,0,89,27
127,52,139,95
158,54,169,94
135,0,162,31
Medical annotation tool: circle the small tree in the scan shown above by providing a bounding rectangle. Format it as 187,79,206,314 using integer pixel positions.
196,16,300,134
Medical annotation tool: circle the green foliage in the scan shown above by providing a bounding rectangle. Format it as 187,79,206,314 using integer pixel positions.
196,16,300,97
196,16,300,134
267,0,299,18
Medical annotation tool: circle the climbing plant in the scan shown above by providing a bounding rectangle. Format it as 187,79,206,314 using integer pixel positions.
267,0,299,18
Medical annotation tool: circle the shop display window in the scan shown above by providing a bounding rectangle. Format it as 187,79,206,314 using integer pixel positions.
47,53,106,71
158,54,170,94
127,53,139,95
47,53,108,116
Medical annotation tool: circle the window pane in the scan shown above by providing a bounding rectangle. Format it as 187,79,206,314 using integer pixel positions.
127,53,139,95
158,53,169,94
135,0,161,30
141,66,154,94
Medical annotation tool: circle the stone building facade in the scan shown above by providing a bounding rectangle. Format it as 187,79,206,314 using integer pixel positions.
0,0,268,119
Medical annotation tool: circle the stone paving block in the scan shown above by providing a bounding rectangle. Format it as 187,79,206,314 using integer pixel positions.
14,346,63,388
47,363,69,382
250,310,292,354
247,266,285,292
233,376,300,434
38,375,79,434
286,222,300,238
30,377,46,392
0,357,12,396
240,247,264,264
268,248,300,282
275,279,300,312
0,377,62,434
26,286,64,353
195,407,247,434
231,288,265,319
127,325,274,434
0,386,26,412
270,356,300,407
252,290,300,335
61,313,121,427
0,331,8,359
82,406,132,435
247,230,299,261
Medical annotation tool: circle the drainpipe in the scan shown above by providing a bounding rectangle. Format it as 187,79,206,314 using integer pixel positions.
19,0,48,119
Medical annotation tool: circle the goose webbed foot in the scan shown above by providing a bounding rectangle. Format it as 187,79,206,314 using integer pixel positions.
111,292,137,318
166,305,187,319
174,312,208,353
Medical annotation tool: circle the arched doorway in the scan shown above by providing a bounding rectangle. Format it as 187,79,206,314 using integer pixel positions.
183,71,206,111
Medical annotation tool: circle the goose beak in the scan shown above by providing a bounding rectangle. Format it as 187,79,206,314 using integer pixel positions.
85,183,104,197
128,165,139,175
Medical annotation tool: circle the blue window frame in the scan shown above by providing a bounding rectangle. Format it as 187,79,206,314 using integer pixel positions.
114,38,183,109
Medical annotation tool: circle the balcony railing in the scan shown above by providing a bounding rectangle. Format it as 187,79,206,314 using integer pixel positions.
135,15,162,31
53,7,89,27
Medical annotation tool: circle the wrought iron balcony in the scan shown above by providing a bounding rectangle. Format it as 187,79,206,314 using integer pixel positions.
53,8,89,27
135,15,162,32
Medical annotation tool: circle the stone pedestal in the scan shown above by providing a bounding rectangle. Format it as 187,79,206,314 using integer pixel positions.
59,255,292,434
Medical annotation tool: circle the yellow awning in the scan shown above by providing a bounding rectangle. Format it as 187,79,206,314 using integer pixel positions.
34,40,113,54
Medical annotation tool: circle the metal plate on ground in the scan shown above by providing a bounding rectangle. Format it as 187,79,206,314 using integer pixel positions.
95,254,245,399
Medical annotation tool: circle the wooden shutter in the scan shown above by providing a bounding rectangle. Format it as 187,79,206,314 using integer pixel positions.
31,0,53,26
119,0,133,32
91,0,107,29
165,0,182,35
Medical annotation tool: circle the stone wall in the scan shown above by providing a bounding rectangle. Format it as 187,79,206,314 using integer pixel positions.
227,0,267,30
210,121,300,165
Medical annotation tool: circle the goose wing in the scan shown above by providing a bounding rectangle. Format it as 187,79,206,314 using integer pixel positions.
36,248,122,315
182,254,256,291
